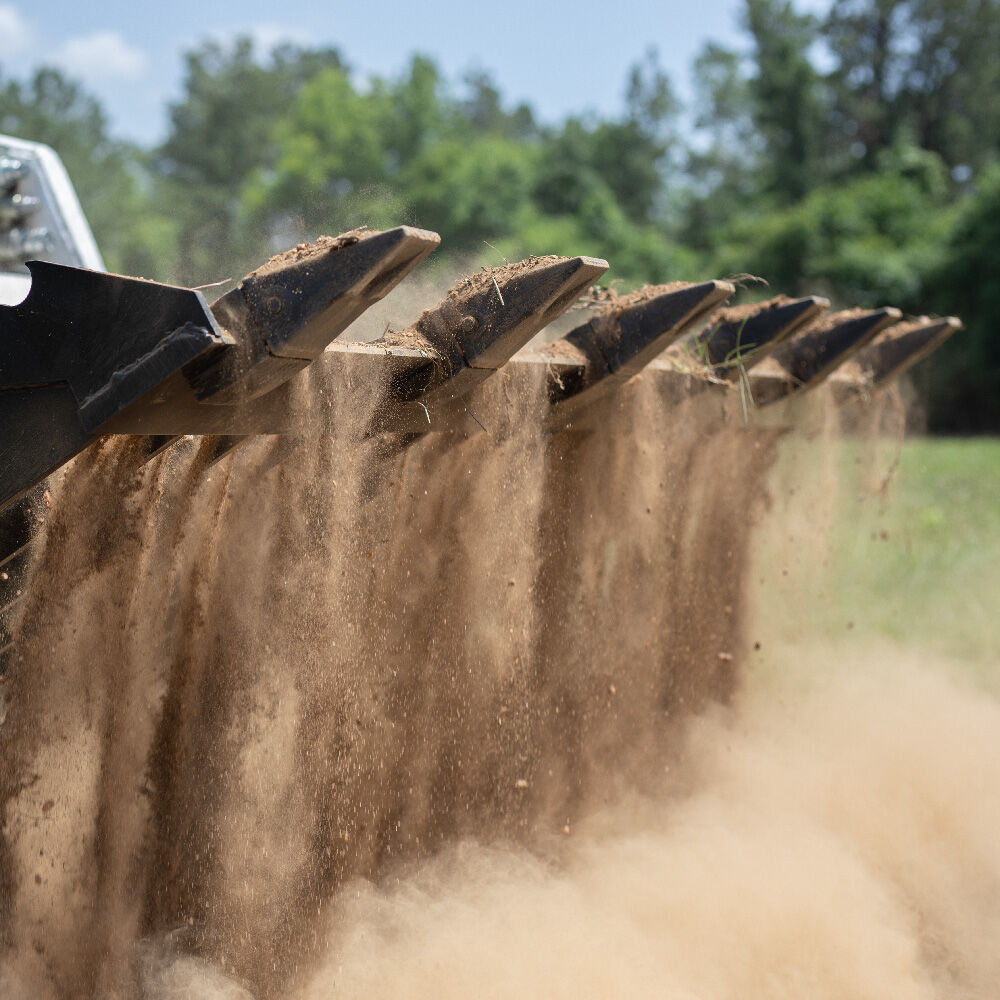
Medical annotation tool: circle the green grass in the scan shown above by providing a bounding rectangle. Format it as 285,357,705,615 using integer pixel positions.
754,436,1000,673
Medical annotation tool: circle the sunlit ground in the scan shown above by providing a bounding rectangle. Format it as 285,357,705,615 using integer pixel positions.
753,434,999,662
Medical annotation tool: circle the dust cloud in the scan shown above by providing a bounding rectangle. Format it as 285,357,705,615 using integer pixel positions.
288,645,1000,1000
0,358,996,999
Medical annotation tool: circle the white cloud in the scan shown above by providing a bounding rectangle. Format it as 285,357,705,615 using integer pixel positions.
54,31,148,81
0,5,32,56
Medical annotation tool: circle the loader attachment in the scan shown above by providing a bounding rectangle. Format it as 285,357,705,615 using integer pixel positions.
0,263,231,511
0,217,964,514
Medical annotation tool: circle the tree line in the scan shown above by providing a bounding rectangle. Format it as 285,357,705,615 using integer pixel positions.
1,0,997,430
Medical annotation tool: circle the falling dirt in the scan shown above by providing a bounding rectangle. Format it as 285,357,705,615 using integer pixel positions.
0,357,996,998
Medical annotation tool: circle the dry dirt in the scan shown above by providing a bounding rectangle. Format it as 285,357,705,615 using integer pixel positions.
0,362,996,999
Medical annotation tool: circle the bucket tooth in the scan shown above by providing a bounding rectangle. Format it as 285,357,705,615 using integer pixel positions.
853,316,962,385
389,255,608,408
0,263,232,514
694,295,829,378
548,280,733,406
201,226,441,404
769,307,902,390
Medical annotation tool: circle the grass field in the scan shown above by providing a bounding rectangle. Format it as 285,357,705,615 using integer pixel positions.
752,435,1000,679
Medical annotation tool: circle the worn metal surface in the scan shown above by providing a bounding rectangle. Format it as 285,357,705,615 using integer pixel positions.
852,316,962,385
205,227,440,402
747,307,904,407
694,296,829,378
387,255,609,409
550,281,734,413
0,264,230,512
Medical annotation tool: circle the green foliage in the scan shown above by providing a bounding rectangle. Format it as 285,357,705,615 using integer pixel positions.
403,137,537,246
744,0,827,199
708,142,953,304
921,167,1000,431
822,438,1000,665
825,0,1000,170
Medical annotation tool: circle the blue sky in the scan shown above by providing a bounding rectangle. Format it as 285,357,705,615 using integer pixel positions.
0,1,826,144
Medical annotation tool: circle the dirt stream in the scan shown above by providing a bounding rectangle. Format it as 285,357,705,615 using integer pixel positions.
0,365,997,998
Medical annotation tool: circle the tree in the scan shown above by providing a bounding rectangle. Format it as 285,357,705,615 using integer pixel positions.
825,0,1000,172
744,0,829,200
682,43,760,250
922,166,1000,431
824,0,908,162
708,141,952,306
155,38,347,283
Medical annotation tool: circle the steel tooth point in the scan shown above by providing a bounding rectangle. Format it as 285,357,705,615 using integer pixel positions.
228,226,441,361
412,255,609,376
202,227,441,403
597,280,733,379
698,295,829,375
855,316,962,384
559,280,734,398
771,307,902,387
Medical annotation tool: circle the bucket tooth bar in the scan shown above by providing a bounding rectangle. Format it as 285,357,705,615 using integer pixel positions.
693,295,829,379
541,280,734,411
383,255,609,411
0,215,966,513
93,228,442,437
203,226,440,403
850,316,962,386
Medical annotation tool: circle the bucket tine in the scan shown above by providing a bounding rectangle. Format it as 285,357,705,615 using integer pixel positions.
694,295,829,378
548,280,733,408
853,316,962,385
384,254,608,419
769,307,902,390
204,226,440,403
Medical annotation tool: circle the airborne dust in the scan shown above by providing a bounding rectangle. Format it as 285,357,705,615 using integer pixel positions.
0,355,997,999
